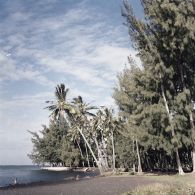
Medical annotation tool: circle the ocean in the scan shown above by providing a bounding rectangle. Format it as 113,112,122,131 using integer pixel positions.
0,165,98,187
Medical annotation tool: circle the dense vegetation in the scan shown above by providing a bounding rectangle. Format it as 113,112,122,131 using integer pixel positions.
29,83,120,174
29,0,195,175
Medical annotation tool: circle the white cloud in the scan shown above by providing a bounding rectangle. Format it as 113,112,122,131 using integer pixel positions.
10,11,33,22
0,51,55,86
0,1,140,89
0,91,54,110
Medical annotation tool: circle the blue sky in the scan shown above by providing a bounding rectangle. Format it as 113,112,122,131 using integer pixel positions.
0,0,142,165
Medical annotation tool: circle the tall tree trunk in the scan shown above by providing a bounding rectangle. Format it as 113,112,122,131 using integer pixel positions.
161,83,185,175
92,159,95,167
76,140,85,167
132,139,136,173
133,164,136,173
76,127,103,174
94,137,107,172
192,147,195,173
111,130,116,172
178,64,195,173
99,127,109,169
187,105,195,173
85,142,90,167
146,156,152,172
176,149,184,175
101,134,109,169
136,139,142,174
189,111,195,173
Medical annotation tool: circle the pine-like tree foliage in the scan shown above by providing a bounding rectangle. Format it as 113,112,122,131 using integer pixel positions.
113,0,195,173
113,63,173,172
28,119,80,166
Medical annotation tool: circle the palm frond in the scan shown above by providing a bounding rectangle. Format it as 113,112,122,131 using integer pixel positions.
85,111,96,117
44,105,57,111
45,100,54,104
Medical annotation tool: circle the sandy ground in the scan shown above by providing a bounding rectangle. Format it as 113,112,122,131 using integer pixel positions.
0,176,156,195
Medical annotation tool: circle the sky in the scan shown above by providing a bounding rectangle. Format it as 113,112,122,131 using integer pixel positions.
0,0,142,165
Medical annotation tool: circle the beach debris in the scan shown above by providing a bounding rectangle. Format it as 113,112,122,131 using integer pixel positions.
75,175,80,180
13,177,17,185
84,168,89,172
41,167,72,171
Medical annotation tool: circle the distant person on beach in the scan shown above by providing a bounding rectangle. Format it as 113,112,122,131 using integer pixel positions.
13,177,17,185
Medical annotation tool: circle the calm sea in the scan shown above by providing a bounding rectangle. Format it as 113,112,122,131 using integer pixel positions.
0,165,98,187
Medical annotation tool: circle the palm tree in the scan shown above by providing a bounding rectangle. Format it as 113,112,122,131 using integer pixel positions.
71,96,97,118
101,107,120,172
46,85,104,174
65,95,108,173
70,96,97,167
67,125,85,167
93,108,109,170
45,84,70,122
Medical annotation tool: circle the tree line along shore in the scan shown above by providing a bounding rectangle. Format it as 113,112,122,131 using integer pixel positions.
29,0,195,176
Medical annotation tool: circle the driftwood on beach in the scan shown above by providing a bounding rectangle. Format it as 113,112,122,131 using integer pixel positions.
41,167,72,171
41,167,91,172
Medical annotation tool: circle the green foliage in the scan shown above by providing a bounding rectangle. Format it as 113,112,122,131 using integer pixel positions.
115,133,135,170
29,117,81,166
60,140,80,167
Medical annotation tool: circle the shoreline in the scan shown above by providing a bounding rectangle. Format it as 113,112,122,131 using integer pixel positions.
0,167,99,189
0,175,156,195
0,174,99,190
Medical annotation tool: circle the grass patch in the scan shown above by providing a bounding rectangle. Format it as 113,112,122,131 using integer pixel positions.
123,183,195,195
121,173,195,195
145,173,195,187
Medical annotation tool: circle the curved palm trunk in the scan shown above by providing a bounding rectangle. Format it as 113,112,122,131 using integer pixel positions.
76,127,103,174
94,137,107,172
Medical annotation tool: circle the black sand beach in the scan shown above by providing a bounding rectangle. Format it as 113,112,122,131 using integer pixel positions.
0,176,155,195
